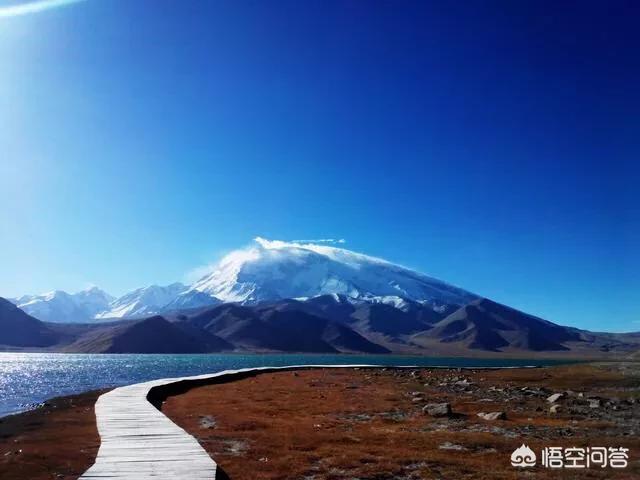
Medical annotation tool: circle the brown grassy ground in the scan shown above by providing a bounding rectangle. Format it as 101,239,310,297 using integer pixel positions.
0,390,104,480
164,364,640,480
0,364,638,480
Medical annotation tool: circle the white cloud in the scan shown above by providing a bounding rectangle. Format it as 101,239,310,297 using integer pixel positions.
0,0,86,18
183,238,348,285
291,238,346,245
183,264,216,285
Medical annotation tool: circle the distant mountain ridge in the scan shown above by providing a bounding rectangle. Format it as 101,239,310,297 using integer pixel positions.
94,283,190,319
4,238,638,360
12,287,114,323
9,238,476,322
1,294,638,358
0,298,59,348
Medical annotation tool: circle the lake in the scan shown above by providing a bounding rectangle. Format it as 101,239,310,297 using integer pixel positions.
0,353,572,417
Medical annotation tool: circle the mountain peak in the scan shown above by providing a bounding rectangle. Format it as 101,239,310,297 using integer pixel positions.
95,282,189,319
12,287,114,323
79,285,104,293
189,238,477,307
252,237,388,265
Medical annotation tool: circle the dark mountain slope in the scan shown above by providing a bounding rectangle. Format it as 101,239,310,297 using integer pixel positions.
2,294,638,358
186,303,389,353
64,316,230,353
0,297,59,347
301,295,453,337
348,303,435,337
412,298,582,352
259,309,390,354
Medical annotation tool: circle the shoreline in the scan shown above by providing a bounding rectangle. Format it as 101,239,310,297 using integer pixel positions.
0,388,107,480
2,362,639,479
0,348,624,360
0,353,582,419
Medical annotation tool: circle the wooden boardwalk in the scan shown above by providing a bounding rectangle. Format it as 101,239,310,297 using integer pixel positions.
79,365,394,479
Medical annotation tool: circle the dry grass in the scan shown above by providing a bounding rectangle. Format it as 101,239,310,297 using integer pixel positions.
164,365,640,480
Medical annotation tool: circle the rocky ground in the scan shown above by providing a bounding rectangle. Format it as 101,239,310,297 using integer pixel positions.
163,363,640,480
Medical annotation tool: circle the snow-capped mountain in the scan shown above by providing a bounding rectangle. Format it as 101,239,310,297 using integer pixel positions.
5,239,639,357
95,283,190,319
10,238,478,323
162,289,221,312
187,238,478,308
73,286,116,314
13,287,114,323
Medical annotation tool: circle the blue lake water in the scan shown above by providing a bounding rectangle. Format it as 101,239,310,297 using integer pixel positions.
0,353,572,417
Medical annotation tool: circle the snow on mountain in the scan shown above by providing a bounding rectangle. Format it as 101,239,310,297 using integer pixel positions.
162,289,220,312
73,286,116,316
188,237,478,308
11,283,218,322
10,238,478,323
95,283,189,319
366,295,413,312
13,287,114,323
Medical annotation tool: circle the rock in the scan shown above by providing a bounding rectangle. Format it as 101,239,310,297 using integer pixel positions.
412,397,424,403
549,404,562,414
522,388,543,396
589,399,601,409
547,393,564,403
199,415,216,429
410,391,422,397
439,442,467,451
454,380,474,387
423,402,452,417
477,411,507,421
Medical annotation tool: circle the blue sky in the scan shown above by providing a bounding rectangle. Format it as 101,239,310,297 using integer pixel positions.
0,0,637,331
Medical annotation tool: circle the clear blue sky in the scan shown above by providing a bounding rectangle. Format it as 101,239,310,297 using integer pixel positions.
0,0,637,331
